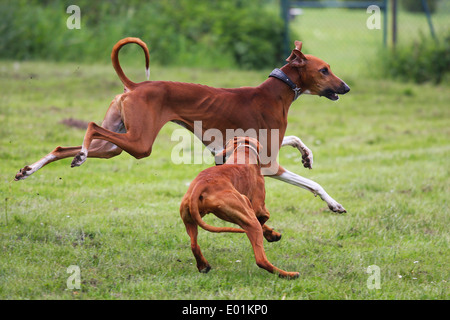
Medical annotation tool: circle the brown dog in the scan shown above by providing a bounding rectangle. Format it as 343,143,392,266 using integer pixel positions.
15,37,349,214
180,137,299,279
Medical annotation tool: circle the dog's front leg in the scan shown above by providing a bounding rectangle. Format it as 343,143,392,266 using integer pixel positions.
271,167,346,213
282,136,313,169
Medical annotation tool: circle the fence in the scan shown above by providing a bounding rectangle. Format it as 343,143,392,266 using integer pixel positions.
279,0,449,77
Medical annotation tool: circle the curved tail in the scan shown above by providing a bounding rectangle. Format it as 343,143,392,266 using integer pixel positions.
111,37,150,90
189,185,245,234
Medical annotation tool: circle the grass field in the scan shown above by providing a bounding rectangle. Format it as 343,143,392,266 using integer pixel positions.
1,7,449,300
1,58,448,300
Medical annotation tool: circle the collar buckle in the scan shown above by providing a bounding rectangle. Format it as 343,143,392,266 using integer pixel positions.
268,68,302,101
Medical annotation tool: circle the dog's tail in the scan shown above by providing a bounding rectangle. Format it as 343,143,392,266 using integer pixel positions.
189,186,246,234
111,37,150,91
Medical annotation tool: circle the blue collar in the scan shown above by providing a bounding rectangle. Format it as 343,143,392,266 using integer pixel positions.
268,68,302,101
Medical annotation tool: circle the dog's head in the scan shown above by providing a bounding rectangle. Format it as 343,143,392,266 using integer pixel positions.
285,41,350,101
215,137,262,165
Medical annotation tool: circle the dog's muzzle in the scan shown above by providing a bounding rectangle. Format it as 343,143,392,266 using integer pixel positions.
321,82,350,101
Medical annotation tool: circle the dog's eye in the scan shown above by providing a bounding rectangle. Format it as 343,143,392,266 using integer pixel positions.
320,68,329,75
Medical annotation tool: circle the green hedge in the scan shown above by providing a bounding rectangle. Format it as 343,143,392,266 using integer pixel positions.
381,32,449,84
0,0,294,69
401,0,439,13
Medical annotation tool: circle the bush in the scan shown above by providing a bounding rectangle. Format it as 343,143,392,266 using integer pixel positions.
401,0,439,13
0,0,295,69
380,33,450,84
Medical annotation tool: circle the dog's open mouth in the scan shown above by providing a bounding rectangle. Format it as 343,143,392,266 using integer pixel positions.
321,89,340,101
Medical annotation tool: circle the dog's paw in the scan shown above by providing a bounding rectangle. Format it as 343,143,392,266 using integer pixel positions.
198,265,211,274
263,228,282,242
279,271,300,280
15,166,32,181
71,152,86,167
301,147,313,169
328,201,346,214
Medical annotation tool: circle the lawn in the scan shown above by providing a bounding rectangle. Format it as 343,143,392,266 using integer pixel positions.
1,56,448,300
1,7,449,300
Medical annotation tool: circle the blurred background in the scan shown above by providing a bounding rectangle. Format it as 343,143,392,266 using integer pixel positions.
0,0,448,83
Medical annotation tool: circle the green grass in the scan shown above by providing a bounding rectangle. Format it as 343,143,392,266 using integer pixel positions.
1,57,448,300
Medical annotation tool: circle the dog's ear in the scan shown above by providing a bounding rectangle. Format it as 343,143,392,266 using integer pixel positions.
214,138,236,165
214,149,227,165
294,40,303,51
255,140,263,153
286,41,307,67
244,137,263,153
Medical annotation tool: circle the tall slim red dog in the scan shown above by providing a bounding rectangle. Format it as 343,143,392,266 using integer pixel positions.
15,37,349,214
180,137,299,279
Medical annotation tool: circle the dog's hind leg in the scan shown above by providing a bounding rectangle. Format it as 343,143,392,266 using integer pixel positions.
181,211,211,273
71,96,165,167
254,204,282,242
15,98,125,180
215,192,298,278
241,215,299,279
15,140,123,181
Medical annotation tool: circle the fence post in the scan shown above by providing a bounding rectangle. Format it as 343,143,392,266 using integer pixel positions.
392,0,397,48
383,0,388,47
281,0,290,61
421,0,437,40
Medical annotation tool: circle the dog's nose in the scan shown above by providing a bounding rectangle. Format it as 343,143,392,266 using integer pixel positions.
342,82,350,94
